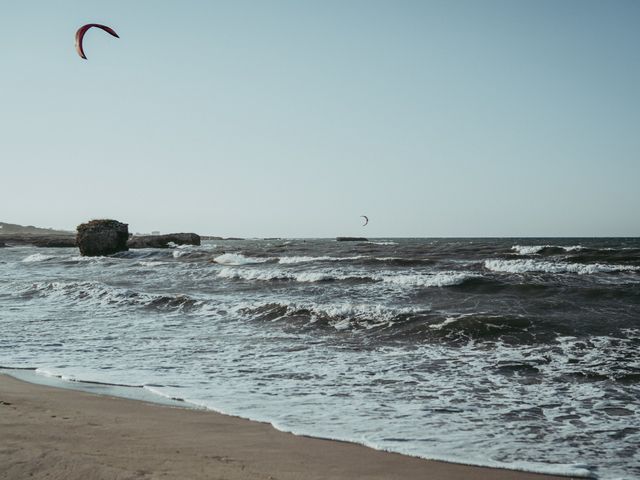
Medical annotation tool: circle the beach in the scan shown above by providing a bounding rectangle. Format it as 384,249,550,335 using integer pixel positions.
0,374,573,480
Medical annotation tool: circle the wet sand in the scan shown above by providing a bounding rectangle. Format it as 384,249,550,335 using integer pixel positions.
0,374,573,480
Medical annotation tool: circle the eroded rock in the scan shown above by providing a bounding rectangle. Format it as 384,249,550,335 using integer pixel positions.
76,219,129,256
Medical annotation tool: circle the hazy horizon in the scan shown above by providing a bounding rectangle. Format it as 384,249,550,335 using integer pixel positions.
2,1,639,237
1,219,638,239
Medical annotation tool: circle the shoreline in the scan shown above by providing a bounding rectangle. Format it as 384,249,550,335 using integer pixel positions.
0,373,577,480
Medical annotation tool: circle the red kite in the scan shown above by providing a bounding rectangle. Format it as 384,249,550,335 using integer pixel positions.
75,24,119,60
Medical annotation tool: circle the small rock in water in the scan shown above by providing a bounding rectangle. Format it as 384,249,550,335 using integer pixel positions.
76,219,129,256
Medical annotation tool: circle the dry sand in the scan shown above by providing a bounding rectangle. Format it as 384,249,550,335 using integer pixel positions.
0,374,574,480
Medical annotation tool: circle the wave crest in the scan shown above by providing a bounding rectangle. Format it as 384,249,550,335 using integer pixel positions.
18,281,203,312
217,267,476,287
239,301,425,331
22,253,58,263
217,267,356,283
485,259,640,275
511,245,583,255
213,253,273,265
278,255,366,264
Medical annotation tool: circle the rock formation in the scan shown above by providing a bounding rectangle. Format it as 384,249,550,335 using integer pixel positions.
0,234,76,248
0,221,72,236
76,220,129,256
336,237,368,242
0,221,76,247
127,233,200,249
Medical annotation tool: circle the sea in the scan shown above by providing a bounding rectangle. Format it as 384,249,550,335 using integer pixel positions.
1,238,638,479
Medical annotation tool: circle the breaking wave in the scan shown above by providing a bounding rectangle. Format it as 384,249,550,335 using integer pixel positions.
217,267,476,287
22,253,58,263
238,301,426,331
237,302,569,345
485,259,640,275
172,243,218,259
17,281,204,312
512,245,584,255
213,253,273,265
380,271,476,287
217,267,363,283
278,255,366,264
138,261,171,267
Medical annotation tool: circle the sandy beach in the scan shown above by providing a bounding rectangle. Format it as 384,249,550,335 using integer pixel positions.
0,374,574,480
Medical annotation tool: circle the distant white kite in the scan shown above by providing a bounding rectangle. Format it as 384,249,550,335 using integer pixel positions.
361,215,369,227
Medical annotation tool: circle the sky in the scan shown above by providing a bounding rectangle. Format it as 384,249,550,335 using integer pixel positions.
1,1,639,237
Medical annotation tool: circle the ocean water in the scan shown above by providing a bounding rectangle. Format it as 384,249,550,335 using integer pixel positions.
1,238,639,478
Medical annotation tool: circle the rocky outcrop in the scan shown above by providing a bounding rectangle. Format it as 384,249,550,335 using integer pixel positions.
336,237,368,242
76,220,129,256
0,221,72,236
127,233,200,249
0,234,76,247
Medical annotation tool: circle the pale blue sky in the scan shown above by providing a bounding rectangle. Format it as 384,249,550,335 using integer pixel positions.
1,1,638,237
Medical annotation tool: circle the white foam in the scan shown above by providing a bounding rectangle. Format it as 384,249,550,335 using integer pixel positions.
511,245,583,255
138,261,170,267
217,267,473,288
176,243,218,250
18,281,205,313
171,243,218,258
278,255,366,264
22,281,142,306
379,272,474,287
512,245,549,255
236,300,423,330
213,253,272,265
429,313,479,330
217,267,343,282
34,367,71,380
485,259,639,275
70,255,108,262
309,302,416,325
141,385,194,405
22,253,57,263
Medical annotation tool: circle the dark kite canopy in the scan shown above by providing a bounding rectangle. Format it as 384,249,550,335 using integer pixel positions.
75,24,119,60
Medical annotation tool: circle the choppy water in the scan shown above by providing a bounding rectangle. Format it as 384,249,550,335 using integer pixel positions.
1,238,639,478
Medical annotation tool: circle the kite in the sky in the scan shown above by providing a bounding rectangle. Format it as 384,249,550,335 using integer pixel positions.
361,215,369,227
75,24,119,60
